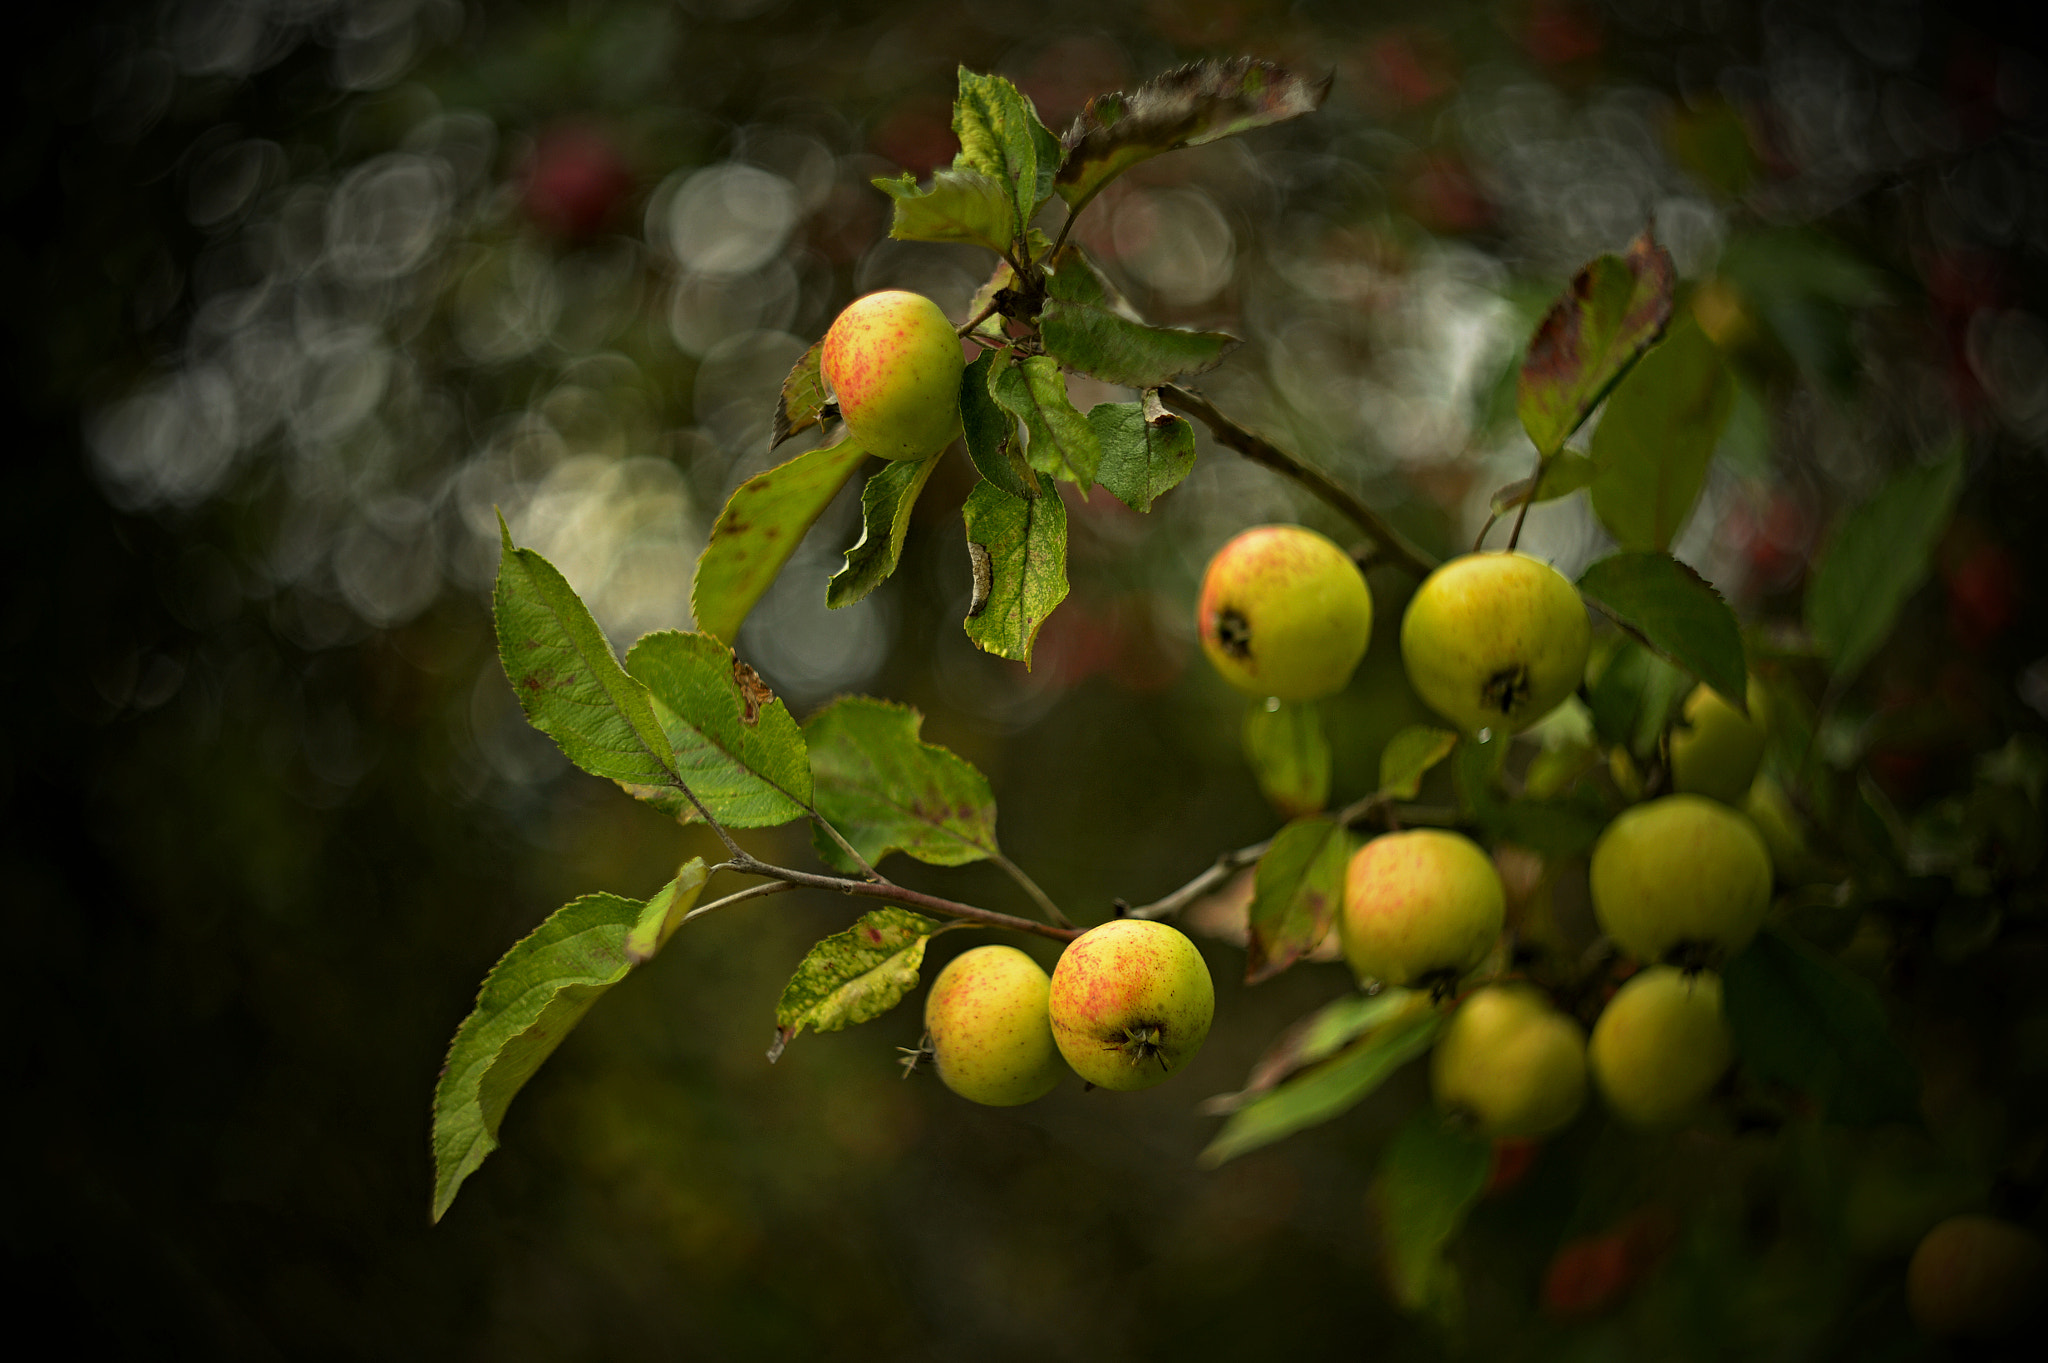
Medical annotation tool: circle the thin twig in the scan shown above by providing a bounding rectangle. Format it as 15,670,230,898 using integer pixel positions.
729,853,1079,942
1158,384,1439,579
1126,798,1465,920
957,296,1002,338
992,852,1075,929
1506,450,1547,551
1046,200,1081,263
679,879,799,927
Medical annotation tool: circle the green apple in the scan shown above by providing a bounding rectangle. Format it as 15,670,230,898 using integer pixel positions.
1743,774,1826,884
1196,525,1373,702
923,945,1066,1107
1590,795,1773,965
1400,552,1592,735
1907,1214,2048,1338
819,289,964,460
1431,983,1588,1138
1588,966,1733,1126
1668,678,1768,805
1047,919,1214,1091
1339,829,1505,988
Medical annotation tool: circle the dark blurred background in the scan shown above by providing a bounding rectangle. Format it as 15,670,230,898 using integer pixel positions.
7,1,2048,1358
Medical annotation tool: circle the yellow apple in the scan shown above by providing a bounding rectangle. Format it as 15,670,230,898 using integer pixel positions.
1047,919,1214,1091
820,289,964,460
923,945,1066,1106
1196,525,1373,702
1588,966,1733,1126
1400,552,1591,735
1339,829,1505,988
1432,983,1588,1138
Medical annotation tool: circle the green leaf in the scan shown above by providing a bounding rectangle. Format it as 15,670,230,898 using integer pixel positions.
1722,926,1920,1126
804,696,1000,872
1056,57,1330,212
1244,815,1354,984
961,479,1069,665
826,456,940,611
960,351,1030,499
771,339,829,450
431,860,709,1222
494,521,678,789
1040,248,1240,388
1577,551,1747,709
1588,317,1737,550
622,631,811,828
1207,990,1428,1112
1806,445,1965,682
1374,1111,1492,1320
1088,393,1197,512
1488,451,1597,516
1243,700,1331,819
1378,726,1460,801
989,352,1103,489
1518,231,1677,457
872,167,1016,255
1200,991,1441,1167
1587,638,1690,760
952,68,1044,229
690,438,868,644
1455,731,1608,854
770,907,940,1059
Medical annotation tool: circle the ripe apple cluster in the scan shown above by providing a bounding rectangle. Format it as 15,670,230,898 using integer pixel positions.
921,920,1215,1106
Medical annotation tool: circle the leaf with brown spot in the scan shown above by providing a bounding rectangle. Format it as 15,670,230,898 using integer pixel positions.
770,907,939,1060
1517,231,1676,458
1057,58,1330,213
803,696,1000,873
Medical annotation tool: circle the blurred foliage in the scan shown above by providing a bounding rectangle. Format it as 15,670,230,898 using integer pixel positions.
6,0,2048,1357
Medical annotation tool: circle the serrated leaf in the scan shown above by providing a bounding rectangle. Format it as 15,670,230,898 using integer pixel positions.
805,696,999,873
1806,445,1965,683
1208,989,1427,1112
771,340,829,450
1374,1111,1492,1320
826,455,940,611
989,352,1103,489
1722,926,1919,1126
1577,551,1747,709
961,479,1069,665
1040,248,1240,387
1588,317,1737,550
1488,451,1597,516
1245,815,1354,984
1200,992,1442,1167
431,860,709,1222
1519,232,1677,457
872,167,1016,254
622,631,811,827
1057,57,1330,212
1088,393,1197,512
690,438,868,644
1378,726,1460,801
495,522,678,789
771,908,939,1058
953,68,1045,229
1243,700,1331,820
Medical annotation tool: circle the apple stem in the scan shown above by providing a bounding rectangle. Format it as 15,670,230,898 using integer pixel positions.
1158,384,1439,580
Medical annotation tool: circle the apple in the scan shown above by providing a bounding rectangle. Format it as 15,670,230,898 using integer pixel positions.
1589,795,1772,965
1907,1214,2048,1339
819,290,965,460
1047,918,1214,1091
1431,983,1588,1138
923,945,1067,1107
1338,829,1505,988
1588,966,1733,1126
1668,678,1768,805
1196,525,1374,702
1400,551,1591,735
